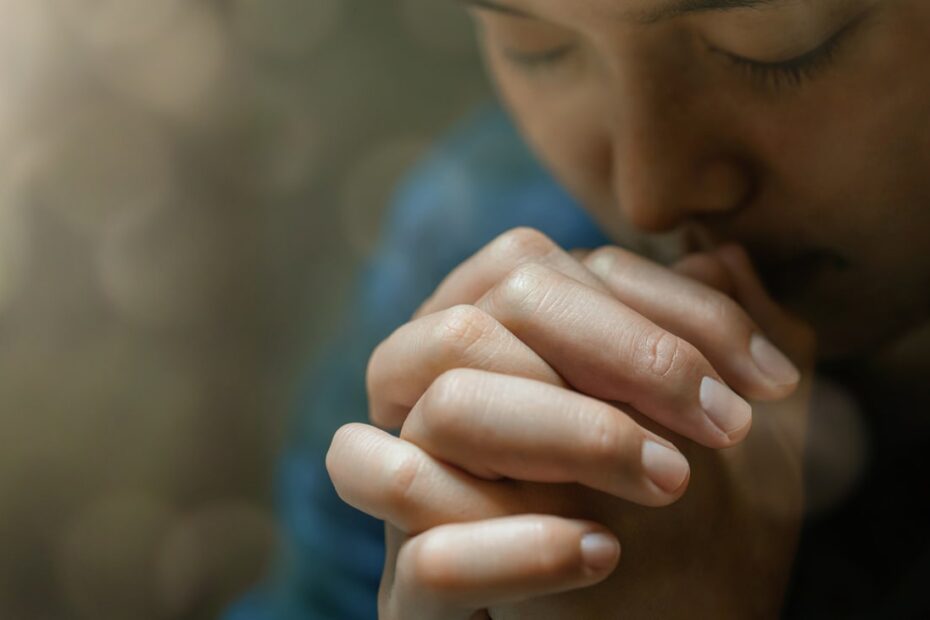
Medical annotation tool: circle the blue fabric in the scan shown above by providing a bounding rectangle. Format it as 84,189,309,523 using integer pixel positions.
225,103,610,619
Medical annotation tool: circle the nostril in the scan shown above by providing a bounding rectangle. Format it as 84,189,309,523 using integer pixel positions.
623,206,686,234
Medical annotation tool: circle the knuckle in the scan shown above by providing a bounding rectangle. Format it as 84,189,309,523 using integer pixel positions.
325,423,362,478
366,335,402,424
699,293,749,336
434,305,495,357
418,369,476,434
635,329,689,379
583,245,631,276
493,226,558,262
382,448,424,513
401,532,463,596
365,338,388,392
581,407,629,465
424,368,474,411
527,522,577,576
491,261,554,317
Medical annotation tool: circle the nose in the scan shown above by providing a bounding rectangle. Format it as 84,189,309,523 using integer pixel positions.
605,62,755,233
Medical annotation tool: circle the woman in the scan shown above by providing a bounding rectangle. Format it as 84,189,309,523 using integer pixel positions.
231,1,930,617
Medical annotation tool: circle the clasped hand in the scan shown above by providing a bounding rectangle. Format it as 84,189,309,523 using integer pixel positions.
327,228,815,619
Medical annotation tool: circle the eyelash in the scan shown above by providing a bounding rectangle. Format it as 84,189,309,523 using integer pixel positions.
503,15,861,89
502,44,576,72
716,26,849,91
504,36,843,86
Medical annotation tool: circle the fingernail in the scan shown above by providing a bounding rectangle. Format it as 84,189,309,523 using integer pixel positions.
580,532,620,571
700,376,752,438
750,333,800,387
641,440,690,494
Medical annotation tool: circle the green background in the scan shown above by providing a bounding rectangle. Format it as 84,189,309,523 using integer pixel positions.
0,1,489,617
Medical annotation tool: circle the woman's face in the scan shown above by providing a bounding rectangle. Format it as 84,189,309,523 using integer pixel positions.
465,0,930,360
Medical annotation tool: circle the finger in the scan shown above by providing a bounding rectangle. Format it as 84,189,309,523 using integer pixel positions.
671,251,736,297
583,246,800,401
568,247,594,262
673,248,806,400
474,262,751,447
367,304,565,429
674,247,812,366
710,245,817,508
401,369,691,507
386,515,620,620
712,244,816,366
327,423,530,534
413,227,608,320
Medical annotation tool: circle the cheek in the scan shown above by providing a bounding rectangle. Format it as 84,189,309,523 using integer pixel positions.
748,1,930,260
486,55,614,208
706,2,930,354
818,0,930,283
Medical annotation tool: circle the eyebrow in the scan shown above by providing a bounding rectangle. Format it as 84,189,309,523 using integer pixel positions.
458,0,784,23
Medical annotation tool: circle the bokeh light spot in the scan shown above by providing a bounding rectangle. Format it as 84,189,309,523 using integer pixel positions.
52,0,183,55
157,502,277,616
0,0,59,113
96,201,226,328
29,109,175,238
232,0,343,59
398,0,476,54
57,493,177,620
93,6,230,119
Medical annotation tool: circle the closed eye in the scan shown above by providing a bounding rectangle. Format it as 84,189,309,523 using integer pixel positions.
711,12,864,90
503,43,577,69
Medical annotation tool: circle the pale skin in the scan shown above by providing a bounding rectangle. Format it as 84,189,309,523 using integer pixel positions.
326,0,930,617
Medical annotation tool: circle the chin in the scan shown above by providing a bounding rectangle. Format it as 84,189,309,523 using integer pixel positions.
810,321,875,362
799,297,924,364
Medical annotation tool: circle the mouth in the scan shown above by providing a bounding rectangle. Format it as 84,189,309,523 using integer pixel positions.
681,224,850,301
753,249,851,301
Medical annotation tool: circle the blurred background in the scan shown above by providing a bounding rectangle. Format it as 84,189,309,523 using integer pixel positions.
0,0,490,617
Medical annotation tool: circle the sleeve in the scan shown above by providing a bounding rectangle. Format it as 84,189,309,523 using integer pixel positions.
223,103,610,620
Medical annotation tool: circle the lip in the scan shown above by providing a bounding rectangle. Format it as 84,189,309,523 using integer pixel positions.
681,224,849,299
754,249,849,300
